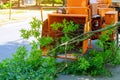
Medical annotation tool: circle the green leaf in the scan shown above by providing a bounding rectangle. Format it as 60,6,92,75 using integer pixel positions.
39,37,53,47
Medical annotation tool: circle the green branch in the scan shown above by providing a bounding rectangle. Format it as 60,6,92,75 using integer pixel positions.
47,22,120,54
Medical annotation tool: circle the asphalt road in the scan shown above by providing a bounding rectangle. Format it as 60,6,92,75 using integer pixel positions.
0,9,53,61
0,20,32,61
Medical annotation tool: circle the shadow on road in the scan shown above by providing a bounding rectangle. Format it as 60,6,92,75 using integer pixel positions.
0,41,31,61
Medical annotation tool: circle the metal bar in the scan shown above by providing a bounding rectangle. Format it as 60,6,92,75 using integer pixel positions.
40,7,43,22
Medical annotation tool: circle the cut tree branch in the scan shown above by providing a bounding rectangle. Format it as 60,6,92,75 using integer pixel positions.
47,22,120,54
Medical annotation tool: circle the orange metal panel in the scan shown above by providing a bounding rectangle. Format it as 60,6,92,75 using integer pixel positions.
82,22,90,53
66,0,89,7
97,0,112,7
98,4,109,8
42,19,48,37
105,11,118,24
67,7,89,14
102,11,118,41
103,0,112,6
98,8,115,17
66,0,89,14
97,0,112,4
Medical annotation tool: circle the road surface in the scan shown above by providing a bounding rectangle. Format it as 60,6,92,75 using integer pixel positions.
0,20,31,61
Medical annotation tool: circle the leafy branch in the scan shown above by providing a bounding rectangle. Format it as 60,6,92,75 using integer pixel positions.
48,22,120,55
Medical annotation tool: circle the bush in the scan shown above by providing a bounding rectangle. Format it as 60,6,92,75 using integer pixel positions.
0,18,57,79
0,45,57,80
63,28,120,76
0,2,11,9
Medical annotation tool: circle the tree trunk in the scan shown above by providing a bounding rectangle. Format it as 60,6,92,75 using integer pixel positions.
36,0,40,6
22,0,24,5
35,0,37,6
18,0,20,7
52,0,54,7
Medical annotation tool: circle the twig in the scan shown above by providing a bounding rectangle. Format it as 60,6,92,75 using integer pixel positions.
65,42,68,67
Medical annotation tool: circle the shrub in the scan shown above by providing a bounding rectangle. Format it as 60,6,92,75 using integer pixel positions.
63,28,120,76
0,45,57,80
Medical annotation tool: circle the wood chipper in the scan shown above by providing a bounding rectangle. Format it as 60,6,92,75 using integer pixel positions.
41,0,118,59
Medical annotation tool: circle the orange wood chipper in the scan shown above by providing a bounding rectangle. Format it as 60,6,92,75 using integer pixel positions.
41,0,118,59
